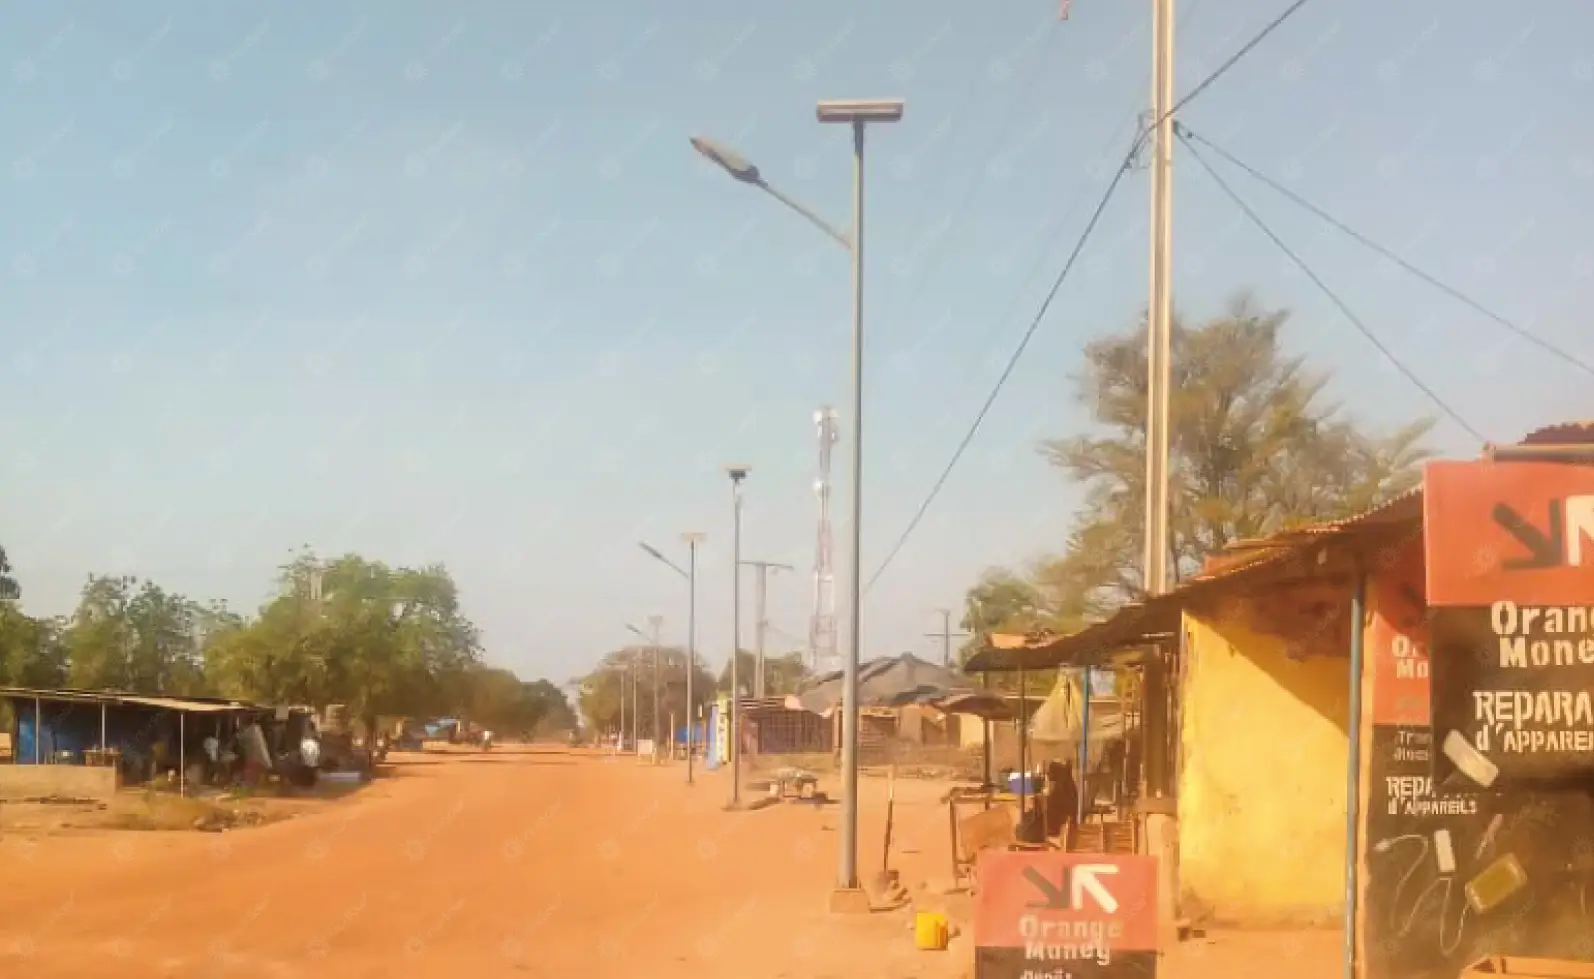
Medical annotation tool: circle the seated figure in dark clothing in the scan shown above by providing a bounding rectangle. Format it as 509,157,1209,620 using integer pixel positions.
1044,759,1080,842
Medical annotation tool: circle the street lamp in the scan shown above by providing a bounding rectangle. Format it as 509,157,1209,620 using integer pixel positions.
639,534,705,784
693,98,903,894
726,465,750,810
817,96,903,903
624,621,663,762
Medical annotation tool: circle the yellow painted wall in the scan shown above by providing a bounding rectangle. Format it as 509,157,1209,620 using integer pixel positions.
1178,605,1350,925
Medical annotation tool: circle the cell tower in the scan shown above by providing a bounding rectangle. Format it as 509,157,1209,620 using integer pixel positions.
810,406,839,674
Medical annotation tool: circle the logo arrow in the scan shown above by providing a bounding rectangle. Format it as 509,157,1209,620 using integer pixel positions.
1021,863,1120,914
1492,502,1562,570
1567,495,1594,567
1072,864,1120,914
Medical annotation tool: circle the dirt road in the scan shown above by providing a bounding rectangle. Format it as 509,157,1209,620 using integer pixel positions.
0,748,1341,979
0,748,950,979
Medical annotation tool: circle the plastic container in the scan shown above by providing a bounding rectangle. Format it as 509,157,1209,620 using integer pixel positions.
914,911,949,951
1006,772,1038,795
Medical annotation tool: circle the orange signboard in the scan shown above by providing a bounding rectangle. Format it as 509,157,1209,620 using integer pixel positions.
1367,536,1430,727
1424,460,1594,608
974,850,1157,978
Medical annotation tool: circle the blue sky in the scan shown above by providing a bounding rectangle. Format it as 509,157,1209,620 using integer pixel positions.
2,0,1591,685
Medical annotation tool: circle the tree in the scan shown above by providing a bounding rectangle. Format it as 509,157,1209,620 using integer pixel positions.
62,576,205,694
522,679,577,738
958,569,1052,660
1037,293,1431,617
0,605,67,688
717,650,810,697
577,646,715,736
0,545,19,602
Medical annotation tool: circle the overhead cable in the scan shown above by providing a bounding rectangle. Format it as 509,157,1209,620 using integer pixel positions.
1178,128,1488,444
1178,123,1594,379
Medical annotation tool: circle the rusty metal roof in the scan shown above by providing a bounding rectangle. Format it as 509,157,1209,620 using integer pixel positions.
964,489,1424,673
1520,421,1594,446
0,685,262,714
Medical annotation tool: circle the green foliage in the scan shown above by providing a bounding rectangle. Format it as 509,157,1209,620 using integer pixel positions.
463,669,574,736
0,546,564,725
716,650,810,698
577,646,716,736
1037,293,1431,613
0,546,19,602
962,293,1433,665
0,604,67,688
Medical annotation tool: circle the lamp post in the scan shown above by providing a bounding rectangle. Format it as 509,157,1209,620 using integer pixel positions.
691,98,903,898
625,621,663,761
639,534,705,783
726,465,750,809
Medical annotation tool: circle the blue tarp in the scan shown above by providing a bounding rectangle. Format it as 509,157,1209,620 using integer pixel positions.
12,700,172,766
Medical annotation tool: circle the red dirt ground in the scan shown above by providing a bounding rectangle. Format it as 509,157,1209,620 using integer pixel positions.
0,747,1342,979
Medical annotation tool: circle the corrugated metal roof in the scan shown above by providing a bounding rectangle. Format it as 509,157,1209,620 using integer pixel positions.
965,490,1424,673
0,685,261,713
1521,421,1594,445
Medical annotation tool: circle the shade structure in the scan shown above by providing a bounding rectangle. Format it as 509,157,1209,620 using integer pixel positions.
792,652,990,717
1027,672,1126,770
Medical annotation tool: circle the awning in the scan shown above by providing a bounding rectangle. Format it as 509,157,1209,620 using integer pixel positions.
0,685,262,714
962,489,1424,673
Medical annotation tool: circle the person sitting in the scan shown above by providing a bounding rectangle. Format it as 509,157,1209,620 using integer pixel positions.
1044,760,1081,844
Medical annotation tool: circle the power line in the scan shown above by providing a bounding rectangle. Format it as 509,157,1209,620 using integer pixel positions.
1158,0,1318,130
865,0,1318,592
1177,128,1488,444
864,140,1141,594
1178,125,1594,379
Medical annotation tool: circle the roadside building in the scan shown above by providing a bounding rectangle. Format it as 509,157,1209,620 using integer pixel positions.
0,685,265,801
965,424,1594,978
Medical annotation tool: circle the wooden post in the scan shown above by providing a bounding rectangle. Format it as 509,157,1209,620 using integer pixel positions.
179,712,186,797
100,702,107,754
33,697,40,763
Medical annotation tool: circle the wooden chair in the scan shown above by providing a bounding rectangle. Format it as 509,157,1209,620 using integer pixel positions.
953,804,1018,889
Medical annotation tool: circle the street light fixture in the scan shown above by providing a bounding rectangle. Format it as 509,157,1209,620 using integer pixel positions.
639,534,705,784
693,98,903,898
690,136,851,250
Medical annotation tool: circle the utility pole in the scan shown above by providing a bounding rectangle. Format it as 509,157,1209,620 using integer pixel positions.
1142,0,1179,947
741,560,793,698
649,614,663,762
810,407,839,675
925,608,970,667
684,533,703,784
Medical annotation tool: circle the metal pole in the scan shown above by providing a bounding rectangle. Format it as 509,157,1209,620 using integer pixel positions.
179,712,186,797
1344,569,1367,979
1143,0,1180,944
942,609,951,667
100,702,107,754
754,564,768,699
618,657,627,753
631,651,639,759
838,117,867,891
33,697,40,763
1144,0,1175,599
981,672,992,788
730,473,745,807
687,535,700,784
1079,667,1092,825
650,614,663,763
